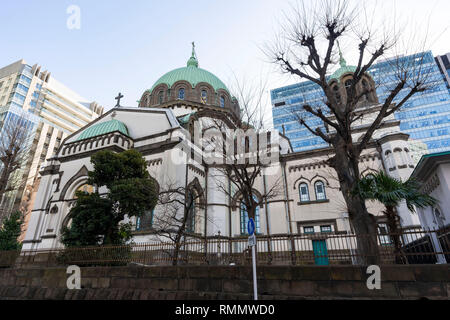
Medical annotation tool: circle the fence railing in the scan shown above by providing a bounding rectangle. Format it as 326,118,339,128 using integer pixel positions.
1,228,449,269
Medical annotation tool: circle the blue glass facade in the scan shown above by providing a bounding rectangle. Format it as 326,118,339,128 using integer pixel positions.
0,104,39,211
271,51,450,154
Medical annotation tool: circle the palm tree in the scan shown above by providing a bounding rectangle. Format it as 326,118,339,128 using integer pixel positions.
354,171,437,264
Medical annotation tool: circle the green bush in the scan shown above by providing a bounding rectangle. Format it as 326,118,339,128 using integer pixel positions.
0,211,23,251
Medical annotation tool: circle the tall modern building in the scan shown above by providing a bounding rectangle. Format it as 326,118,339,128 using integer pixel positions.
435,53,450,89
0,59,104,231
271,51,450,158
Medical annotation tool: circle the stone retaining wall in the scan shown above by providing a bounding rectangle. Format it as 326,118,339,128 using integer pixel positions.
0,265,449,300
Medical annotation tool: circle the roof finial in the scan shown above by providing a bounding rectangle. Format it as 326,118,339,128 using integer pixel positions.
187,41,199,68
337,41,346,68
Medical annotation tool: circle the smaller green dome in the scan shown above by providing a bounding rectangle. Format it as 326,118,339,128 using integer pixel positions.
329,65,358,82
77,119,129,141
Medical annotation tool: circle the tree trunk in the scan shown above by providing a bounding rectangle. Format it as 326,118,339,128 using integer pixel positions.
173,229,183,266
385,206,407,264
331,141,380,265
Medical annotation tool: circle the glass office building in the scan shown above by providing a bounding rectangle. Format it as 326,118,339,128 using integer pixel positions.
435,53,450,89
0,104,40,214
271,51,450,157
0,59,103,223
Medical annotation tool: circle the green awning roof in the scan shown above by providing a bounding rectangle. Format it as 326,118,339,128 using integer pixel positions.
76,119,129,141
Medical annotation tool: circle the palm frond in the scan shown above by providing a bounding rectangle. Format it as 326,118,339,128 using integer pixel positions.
355,171,437,213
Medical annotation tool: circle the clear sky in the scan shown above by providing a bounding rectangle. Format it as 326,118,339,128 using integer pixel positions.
0,0,448,113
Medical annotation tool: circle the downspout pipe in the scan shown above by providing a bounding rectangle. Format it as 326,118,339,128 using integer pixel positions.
281,161,293,235
262,168,271,236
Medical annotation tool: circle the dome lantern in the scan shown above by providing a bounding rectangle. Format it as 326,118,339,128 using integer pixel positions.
329,43,357,83
187,42,199,68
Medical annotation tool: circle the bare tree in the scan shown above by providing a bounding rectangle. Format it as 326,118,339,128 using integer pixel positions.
0,111,34,223
150,180,206,266
267,0,433,264
207,76,283,231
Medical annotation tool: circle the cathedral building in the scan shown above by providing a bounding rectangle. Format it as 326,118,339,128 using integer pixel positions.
22,45,420,251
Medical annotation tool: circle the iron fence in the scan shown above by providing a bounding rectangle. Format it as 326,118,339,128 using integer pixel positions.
1,228,449,269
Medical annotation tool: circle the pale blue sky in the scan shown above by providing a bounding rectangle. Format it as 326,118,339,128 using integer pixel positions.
0,0,448,111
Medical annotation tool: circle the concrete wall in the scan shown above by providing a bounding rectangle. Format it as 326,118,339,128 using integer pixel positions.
0,265,449,300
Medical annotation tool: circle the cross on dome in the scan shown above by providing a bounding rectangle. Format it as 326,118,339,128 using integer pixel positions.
187,41,199,68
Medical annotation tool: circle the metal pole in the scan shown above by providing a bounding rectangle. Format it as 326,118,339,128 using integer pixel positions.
252,245,258,300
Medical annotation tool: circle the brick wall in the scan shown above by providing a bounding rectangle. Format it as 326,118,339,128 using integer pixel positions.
0,265,449,300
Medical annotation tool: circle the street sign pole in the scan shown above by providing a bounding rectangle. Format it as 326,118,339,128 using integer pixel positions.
248,218,258,301
252,244,258,301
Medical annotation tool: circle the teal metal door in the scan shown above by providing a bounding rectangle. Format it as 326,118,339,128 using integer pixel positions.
313,240,329,265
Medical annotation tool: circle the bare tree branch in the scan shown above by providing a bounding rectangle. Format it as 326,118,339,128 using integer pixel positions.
0,110,34,222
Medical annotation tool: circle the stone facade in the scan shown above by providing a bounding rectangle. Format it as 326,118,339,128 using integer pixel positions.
139,81,240,117
1,265,449,300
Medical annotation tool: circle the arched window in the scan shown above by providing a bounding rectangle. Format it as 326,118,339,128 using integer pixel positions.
75,184,94,196
345,79,352,97
158,91,164,104
220,96,225,108
434,208,445,228
314,181,326,201
332,85,341,104
364,172,376,180
240,200,261,235
299,183,310,202
178,88,185,100
136,209,154,231
362,79,370,101
201,90,207,104
186,191,196,233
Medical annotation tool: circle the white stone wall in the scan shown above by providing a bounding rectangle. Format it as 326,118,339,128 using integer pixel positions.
23,106,421,251
417,163,450,231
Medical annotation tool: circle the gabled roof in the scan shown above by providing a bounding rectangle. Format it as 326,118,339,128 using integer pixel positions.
411,151,450,182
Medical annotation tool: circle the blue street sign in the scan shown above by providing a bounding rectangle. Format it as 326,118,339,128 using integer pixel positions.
248,218,255,236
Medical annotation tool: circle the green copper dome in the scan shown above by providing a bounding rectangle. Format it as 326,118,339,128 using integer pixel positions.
329,42,359,82
329,65,358,82
150,43,229,93
76,119,129,141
